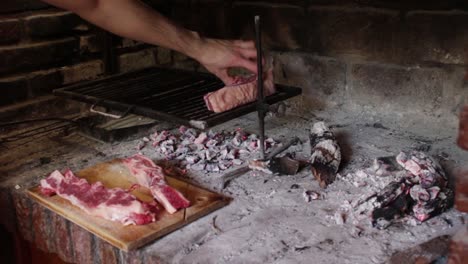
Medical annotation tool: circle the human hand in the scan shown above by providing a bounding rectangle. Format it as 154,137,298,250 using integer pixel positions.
194,38,259,85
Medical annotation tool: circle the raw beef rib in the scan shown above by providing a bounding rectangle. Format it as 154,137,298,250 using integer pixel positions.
204,69,275,113
40,169,157,225
122,154,190,214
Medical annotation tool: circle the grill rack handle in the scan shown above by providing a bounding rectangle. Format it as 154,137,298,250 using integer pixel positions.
90,100,134,119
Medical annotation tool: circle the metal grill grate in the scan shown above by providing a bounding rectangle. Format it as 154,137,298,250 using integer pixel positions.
54,67,301,129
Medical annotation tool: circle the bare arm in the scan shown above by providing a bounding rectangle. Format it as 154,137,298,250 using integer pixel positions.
42,0,258,84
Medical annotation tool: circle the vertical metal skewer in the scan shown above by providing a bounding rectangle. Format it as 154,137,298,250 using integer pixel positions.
255,15,266,160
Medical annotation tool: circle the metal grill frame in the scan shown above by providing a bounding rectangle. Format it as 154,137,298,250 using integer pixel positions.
53,67,302,129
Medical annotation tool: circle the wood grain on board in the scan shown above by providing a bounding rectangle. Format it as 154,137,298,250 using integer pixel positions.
28,159,231,251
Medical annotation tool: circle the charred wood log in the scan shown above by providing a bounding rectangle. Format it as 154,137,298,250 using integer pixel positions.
309,122,341,188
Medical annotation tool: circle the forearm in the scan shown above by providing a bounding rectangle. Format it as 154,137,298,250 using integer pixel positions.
43,0,204,60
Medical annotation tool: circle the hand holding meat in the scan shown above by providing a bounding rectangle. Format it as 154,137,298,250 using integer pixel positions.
194,39,258,85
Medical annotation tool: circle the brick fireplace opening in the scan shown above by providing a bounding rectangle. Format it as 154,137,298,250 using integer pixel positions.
0,1,467,264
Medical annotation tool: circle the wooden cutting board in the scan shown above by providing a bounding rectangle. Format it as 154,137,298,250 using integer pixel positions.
27,159,231,251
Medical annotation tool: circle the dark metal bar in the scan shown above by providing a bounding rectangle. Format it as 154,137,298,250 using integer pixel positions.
255,15,266,160
101,31,118,75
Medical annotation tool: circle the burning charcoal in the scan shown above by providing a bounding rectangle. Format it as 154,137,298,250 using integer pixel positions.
375,180,407,208
410,185,431,203
372,194,410,229
249,160,273,174
194,132,208,145
181,138,192,146
205,150,216,161
179,126,188,133
239,149,250,155
334,212,346,225
185,155,199,164
191,161,206,171
232,135,242,147
233,159,243,166
396,151,447,189
249,156,300,175
220,149,229,160
303,190,320,202
136,141,147,150
206,163,220,172
227,149,237,160
309,122,341,188
372,156,402,176
206,139,218,148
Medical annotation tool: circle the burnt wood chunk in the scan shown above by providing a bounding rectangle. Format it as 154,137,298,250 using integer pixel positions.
458,106,468,150
309,122,341,188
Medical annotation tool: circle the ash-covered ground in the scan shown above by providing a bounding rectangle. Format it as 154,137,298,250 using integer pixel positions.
1,102,466,264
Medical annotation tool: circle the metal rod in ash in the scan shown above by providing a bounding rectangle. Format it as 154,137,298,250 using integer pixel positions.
255,15,265,160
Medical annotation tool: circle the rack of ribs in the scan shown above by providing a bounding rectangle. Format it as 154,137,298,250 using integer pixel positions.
40,169,158,225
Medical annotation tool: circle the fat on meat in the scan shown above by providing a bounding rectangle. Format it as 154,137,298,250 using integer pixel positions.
40,170,157,225
122,154,190,214
204,69,275,113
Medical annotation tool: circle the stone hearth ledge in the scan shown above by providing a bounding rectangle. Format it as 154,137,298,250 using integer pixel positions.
1,103,467,264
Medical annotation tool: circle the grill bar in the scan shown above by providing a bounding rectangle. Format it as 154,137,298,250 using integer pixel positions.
54,67,301,129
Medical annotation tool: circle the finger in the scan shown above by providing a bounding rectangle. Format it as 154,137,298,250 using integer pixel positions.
233,58,258,74
233,40,255,49
238,48,257,60
215,70,235,85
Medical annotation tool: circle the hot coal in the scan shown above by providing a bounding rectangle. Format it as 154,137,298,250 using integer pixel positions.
141,126,280,173
344,151,453,229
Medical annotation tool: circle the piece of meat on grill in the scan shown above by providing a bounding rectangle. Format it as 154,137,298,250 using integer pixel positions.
40,169,157,225
204,69,275,113
122,154,190,214
309,122,341,188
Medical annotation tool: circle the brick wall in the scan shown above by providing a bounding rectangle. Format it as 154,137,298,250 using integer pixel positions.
170,0,468,119
1,0,467,114
0,0,197,107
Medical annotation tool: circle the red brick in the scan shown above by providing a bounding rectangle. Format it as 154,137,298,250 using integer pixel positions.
97,239,118,264
0,38,78,75
0,188,15,232
305,7,399,63
24,11,83,39
0,76,29,106
405,12,468,65
0,18,22,44
455,168,468,212
70,223,94,264
31,202,50,252
28,69,63,96
0,0,49,14
80,34,101,55
448,227,468,264
50,213,74,263
61,60,103,85
230,2,307,50
172,1,229,39
155,47,172,65
118,49,155,73
12,192,33,241
144,254,163,264
120,249,143,264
